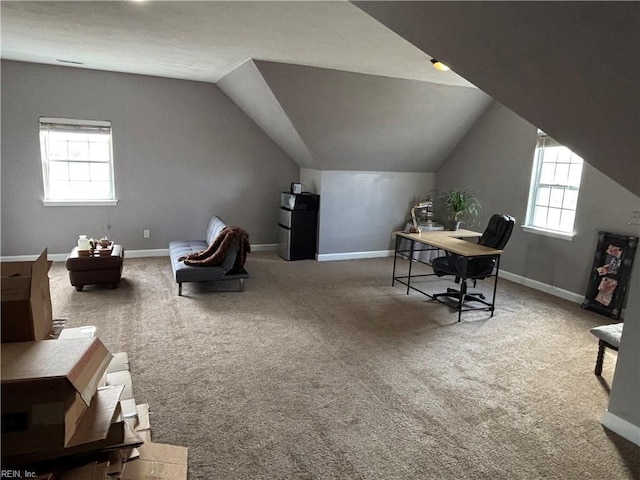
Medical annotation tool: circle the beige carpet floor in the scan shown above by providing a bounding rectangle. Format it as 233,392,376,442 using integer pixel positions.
47,251,640,480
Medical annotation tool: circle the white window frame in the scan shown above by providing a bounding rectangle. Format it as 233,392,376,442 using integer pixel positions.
39,117,117,206
523,130,583,241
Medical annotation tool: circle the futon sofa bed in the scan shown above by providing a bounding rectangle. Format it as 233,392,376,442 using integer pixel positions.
169,216,249,296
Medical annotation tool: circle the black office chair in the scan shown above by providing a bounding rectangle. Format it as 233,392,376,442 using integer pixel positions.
431,214,515,313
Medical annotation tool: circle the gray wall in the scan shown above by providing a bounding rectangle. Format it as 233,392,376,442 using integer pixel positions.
217,59,317,170
356,1,640,197
437,101,640,433
1,60,299,256
609,268,640,428
3,59,638,434
255,60,491,172
302,169,436,256
437,101,640,295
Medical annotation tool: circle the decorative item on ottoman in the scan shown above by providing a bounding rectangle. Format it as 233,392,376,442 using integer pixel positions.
66,245,124,291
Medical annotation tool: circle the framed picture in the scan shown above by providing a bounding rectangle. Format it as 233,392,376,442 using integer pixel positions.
582,231,638,320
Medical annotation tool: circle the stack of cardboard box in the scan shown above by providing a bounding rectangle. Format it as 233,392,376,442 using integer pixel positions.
1,251,188,479
2,337,137,460
1,250,54,343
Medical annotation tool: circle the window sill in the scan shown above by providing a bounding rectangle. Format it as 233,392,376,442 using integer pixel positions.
521,225,575,241
43,200,119,207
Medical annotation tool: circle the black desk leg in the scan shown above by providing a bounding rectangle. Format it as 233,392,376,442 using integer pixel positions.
392,235,400,286
490,255,501,317
457,276,469,322
406,239,415,294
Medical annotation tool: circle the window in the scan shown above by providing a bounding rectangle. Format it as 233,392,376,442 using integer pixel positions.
524,130,583,238
39,117,116,205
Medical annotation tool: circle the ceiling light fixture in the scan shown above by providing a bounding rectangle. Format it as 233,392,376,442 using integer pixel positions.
430,59,450,71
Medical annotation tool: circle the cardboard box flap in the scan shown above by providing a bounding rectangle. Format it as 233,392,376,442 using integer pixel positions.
67,385,124,448
78,345,114,405
107,351,130,373
0,249,51,280
123,447,141,462
0,249,46,277
58,326,96,339
135,404,151,431
1,337,113,406
120,398,138,419
108,450,125,476
58,461,109,480
2,249,54,343
2,387,126,465
29,249,51,289
102,417,144,452
1,276,32,301
120,442,188,480
107,370,135,400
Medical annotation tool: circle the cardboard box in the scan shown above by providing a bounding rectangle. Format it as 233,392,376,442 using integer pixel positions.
1,337,113,456
1,249,54,343
67,385,125,449
107,351,130,373
58,325,97,339
58,462,109,480
2,385,127,465
107,370,135,401
102,415,144,453
120,442,188,480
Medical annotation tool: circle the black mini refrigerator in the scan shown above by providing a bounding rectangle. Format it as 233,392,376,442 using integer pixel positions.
278,192,320,261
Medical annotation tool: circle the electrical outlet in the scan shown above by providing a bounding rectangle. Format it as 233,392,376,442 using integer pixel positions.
143,229,150,239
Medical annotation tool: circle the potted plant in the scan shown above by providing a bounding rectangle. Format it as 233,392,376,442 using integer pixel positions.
439,188,481,230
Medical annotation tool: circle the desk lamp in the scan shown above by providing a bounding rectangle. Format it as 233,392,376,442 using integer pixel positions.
410,198,434,233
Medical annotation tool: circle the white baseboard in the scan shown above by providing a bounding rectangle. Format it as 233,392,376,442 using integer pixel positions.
498,270,584,304
313,252,586,304
128,249,169,258
251,243,278,252
601,409,640,446
1,243,278,263
316,250,394,262
2,247,586,307
1,253,61,262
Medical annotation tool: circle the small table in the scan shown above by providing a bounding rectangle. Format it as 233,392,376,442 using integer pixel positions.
66,245,125,291
392,230,503,321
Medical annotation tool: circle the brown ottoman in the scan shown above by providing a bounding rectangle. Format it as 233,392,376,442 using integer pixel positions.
66,245,124,291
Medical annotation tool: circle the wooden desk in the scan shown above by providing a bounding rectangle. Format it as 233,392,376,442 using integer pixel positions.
392,230,503,321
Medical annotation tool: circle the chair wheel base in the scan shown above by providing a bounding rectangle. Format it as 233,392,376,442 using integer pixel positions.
433,287,486,302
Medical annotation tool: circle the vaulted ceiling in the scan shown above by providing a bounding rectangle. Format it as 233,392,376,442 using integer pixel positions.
0,0,491,174
0,1,473,86
217,59,490,172
356,1,640,196
2,1,638,194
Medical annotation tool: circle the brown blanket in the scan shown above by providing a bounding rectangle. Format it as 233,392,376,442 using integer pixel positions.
179,226,250,272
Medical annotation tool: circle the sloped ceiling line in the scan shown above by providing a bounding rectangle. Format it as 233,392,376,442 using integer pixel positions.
216,58,318,170
220,58,492,173
354,1,640,196
2,1,493,175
